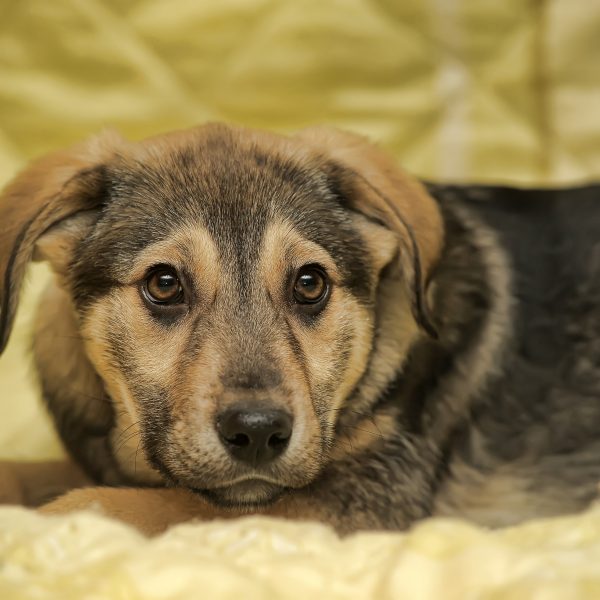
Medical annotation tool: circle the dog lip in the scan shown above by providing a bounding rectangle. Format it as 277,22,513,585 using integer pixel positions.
186,474,283,492
151,453,287,491
189,478,286,508
209,474,282,487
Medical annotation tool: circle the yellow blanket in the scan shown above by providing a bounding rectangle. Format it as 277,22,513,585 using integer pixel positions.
2,507,600,599
1,1,600,597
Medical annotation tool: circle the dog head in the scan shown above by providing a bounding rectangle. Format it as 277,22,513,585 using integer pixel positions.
0,124,443,505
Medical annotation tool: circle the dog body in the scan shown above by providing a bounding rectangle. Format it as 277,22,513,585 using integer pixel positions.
430,184,600,524
1,124,599,534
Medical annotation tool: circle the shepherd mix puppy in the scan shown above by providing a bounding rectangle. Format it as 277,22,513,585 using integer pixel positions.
1,124,599,535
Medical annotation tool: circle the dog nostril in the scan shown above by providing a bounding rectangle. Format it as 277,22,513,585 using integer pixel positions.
267,431,290,450
226,433,251,448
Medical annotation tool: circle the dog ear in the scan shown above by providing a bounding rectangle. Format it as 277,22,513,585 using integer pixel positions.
0,130,125,353
295,127,444,338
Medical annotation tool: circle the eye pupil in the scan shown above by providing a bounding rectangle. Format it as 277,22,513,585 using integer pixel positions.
293,267,328,304
157,274,176,289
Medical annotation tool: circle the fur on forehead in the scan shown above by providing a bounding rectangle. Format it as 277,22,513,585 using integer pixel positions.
95,123,440,263
110,123,327,195
123,123,443,278
87,126,375,276
97,124,340,240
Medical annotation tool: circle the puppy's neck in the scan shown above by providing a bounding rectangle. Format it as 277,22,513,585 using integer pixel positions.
336,195,513,451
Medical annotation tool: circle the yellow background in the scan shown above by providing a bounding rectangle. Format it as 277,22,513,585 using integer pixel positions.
1,0,600,457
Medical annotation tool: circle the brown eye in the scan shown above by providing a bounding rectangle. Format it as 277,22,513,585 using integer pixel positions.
293,266,329,305
143,266,184,305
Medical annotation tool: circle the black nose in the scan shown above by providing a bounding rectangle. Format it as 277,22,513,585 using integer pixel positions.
217,406,293,467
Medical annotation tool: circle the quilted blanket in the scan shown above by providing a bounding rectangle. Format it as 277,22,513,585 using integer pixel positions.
1,1,600,597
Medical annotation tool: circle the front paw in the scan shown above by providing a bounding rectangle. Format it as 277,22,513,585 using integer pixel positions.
40,487,222,535
40,487,107,514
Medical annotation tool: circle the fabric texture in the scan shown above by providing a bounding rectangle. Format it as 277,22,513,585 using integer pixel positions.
1,1,600,597
2,506,600,599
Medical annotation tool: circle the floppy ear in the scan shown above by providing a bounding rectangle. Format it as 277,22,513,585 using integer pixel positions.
0,131,125,353
295,127,444,338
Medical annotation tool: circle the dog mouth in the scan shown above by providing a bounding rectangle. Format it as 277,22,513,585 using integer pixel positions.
149,454,289,506
190,477,286,507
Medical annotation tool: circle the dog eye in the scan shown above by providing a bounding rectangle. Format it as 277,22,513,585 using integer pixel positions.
293,265,329,305
143,266,184,305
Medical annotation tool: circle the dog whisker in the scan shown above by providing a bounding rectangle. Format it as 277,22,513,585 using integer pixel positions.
113,419,142,445
113,427,142,455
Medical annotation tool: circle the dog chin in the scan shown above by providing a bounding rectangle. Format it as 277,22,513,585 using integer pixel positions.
191,479,285,508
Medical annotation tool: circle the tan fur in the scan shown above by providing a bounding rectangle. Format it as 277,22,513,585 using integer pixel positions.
127,225,222,290
80,292,177,484
331,412,398,461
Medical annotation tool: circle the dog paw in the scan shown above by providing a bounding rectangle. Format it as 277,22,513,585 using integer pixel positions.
40,487,219,534
40,487,108,515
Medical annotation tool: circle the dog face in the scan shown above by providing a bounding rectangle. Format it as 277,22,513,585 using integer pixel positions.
0,124,443,506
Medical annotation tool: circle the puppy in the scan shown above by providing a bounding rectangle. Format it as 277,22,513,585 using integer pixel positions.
1,124,599,535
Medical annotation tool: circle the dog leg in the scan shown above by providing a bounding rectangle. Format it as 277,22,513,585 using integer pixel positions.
0,460,91,506
40,487,225,535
